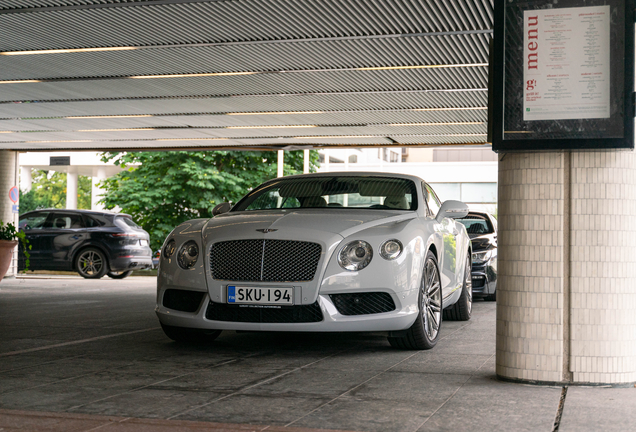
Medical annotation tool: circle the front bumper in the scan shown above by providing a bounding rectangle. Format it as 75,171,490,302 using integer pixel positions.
155,291,418,333
471,261,496,297
110,256,153,272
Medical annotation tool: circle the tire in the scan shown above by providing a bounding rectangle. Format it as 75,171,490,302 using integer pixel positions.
161,323,222,344
107,270,133,279
75,248,108,279
443,255,472,321
388,250,442,350
485,290,497,302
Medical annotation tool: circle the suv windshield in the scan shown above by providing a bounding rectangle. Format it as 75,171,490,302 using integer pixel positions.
233,176,418,211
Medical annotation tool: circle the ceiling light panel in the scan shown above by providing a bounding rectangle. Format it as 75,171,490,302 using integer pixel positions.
0,68,488,102
0,34,491,81
0,109,488,133
0,1,493,51
0,91,489,119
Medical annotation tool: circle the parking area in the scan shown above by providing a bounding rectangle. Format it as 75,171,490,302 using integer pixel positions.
0,277,634,432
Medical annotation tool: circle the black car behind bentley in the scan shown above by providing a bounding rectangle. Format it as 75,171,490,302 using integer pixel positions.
18,209,152,279
458,211,497,301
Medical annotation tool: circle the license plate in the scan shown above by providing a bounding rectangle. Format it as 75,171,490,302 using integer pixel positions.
139,239,149,246
227,286,293,305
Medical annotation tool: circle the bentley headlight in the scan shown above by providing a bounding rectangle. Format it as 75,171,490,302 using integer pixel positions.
163,239,176,259
177,240,199,269
472,249,493,264
380,239,403,260
338,240,373,271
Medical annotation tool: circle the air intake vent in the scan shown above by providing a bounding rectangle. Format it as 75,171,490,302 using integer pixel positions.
206,301,323,323
330,292,396,316
162,289,205,313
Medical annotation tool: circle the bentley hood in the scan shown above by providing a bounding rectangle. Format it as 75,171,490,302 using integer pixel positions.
202,209,416,244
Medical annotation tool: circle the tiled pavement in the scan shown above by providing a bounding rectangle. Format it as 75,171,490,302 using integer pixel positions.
0,276,633,431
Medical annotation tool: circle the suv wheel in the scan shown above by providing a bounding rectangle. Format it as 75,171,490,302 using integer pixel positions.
76,248,108,279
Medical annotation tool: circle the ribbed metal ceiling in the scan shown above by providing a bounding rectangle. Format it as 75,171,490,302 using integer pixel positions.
0,0,493,151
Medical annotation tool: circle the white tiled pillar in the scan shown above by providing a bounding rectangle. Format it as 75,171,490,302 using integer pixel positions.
497,151,636,385
20,166,32,193
66,171,78,210
0,150,19,278
91,167,106,210
569,151,636,383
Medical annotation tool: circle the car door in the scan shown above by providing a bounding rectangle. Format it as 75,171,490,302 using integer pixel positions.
45,212,87,270
18,211,52,270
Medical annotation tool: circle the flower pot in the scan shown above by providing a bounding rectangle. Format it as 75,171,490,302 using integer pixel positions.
0,239,18,281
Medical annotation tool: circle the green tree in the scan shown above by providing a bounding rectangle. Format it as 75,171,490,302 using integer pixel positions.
99,150,319,250
20,169,92,215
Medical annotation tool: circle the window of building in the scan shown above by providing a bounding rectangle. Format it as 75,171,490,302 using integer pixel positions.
348,155,358,163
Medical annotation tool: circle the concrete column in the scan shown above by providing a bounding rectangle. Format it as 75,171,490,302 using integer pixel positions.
277,150,284,178
0,150,19,278
66,171,78,210
303,149,310,174
20,166,32,192
91,167,106,210
497,151,636,385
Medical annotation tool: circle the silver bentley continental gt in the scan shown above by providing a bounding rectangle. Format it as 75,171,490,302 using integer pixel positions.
156,172,473,350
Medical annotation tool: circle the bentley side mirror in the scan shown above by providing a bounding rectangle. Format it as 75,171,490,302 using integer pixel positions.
435,200,469,222
212,202,232,216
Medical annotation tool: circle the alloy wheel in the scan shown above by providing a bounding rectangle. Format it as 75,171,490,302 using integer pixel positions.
465,256,472,315
422,257,442,341
78,250,104,276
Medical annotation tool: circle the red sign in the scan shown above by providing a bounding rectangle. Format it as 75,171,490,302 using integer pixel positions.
9,186,18,204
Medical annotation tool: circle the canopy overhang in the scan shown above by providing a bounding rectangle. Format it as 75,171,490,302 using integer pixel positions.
0,0,493,152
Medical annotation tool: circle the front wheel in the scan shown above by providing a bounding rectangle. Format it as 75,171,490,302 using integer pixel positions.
75,248,108,279
161,323,222,344
107,270,133,279
388,250,442,350
444,255,472,321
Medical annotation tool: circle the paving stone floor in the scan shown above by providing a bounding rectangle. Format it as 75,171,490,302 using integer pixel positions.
0,276,633,431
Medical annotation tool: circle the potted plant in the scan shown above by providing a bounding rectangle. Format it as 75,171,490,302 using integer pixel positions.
0,220,29,281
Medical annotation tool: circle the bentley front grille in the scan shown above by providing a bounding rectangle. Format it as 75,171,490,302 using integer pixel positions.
330,292,396,316
209,239,322,282
206,301,323,323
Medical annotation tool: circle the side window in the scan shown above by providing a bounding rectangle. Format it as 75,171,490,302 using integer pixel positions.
19,212,50,230
50,213,85,230
423,183,441,217
83,215,103,228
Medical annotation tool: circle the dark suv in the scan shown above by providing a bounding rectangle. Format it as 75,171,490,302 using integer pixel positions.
457,211,497,301
18,209,152,279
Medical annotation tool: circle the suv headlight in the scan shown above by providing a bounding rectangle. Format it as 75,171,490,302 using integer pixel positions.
163,239,176,259
177,240,199,269
380,239,403,260
472,249,493,264
338,240,373,271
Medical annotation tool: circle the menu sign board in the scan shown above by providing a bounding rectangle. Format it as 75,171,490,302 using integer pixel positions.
491,0,634,151
523,6,610,121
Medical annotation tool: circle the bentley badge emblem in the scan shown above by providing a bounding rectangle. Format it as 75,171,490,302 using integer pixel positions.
256,229,278,233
